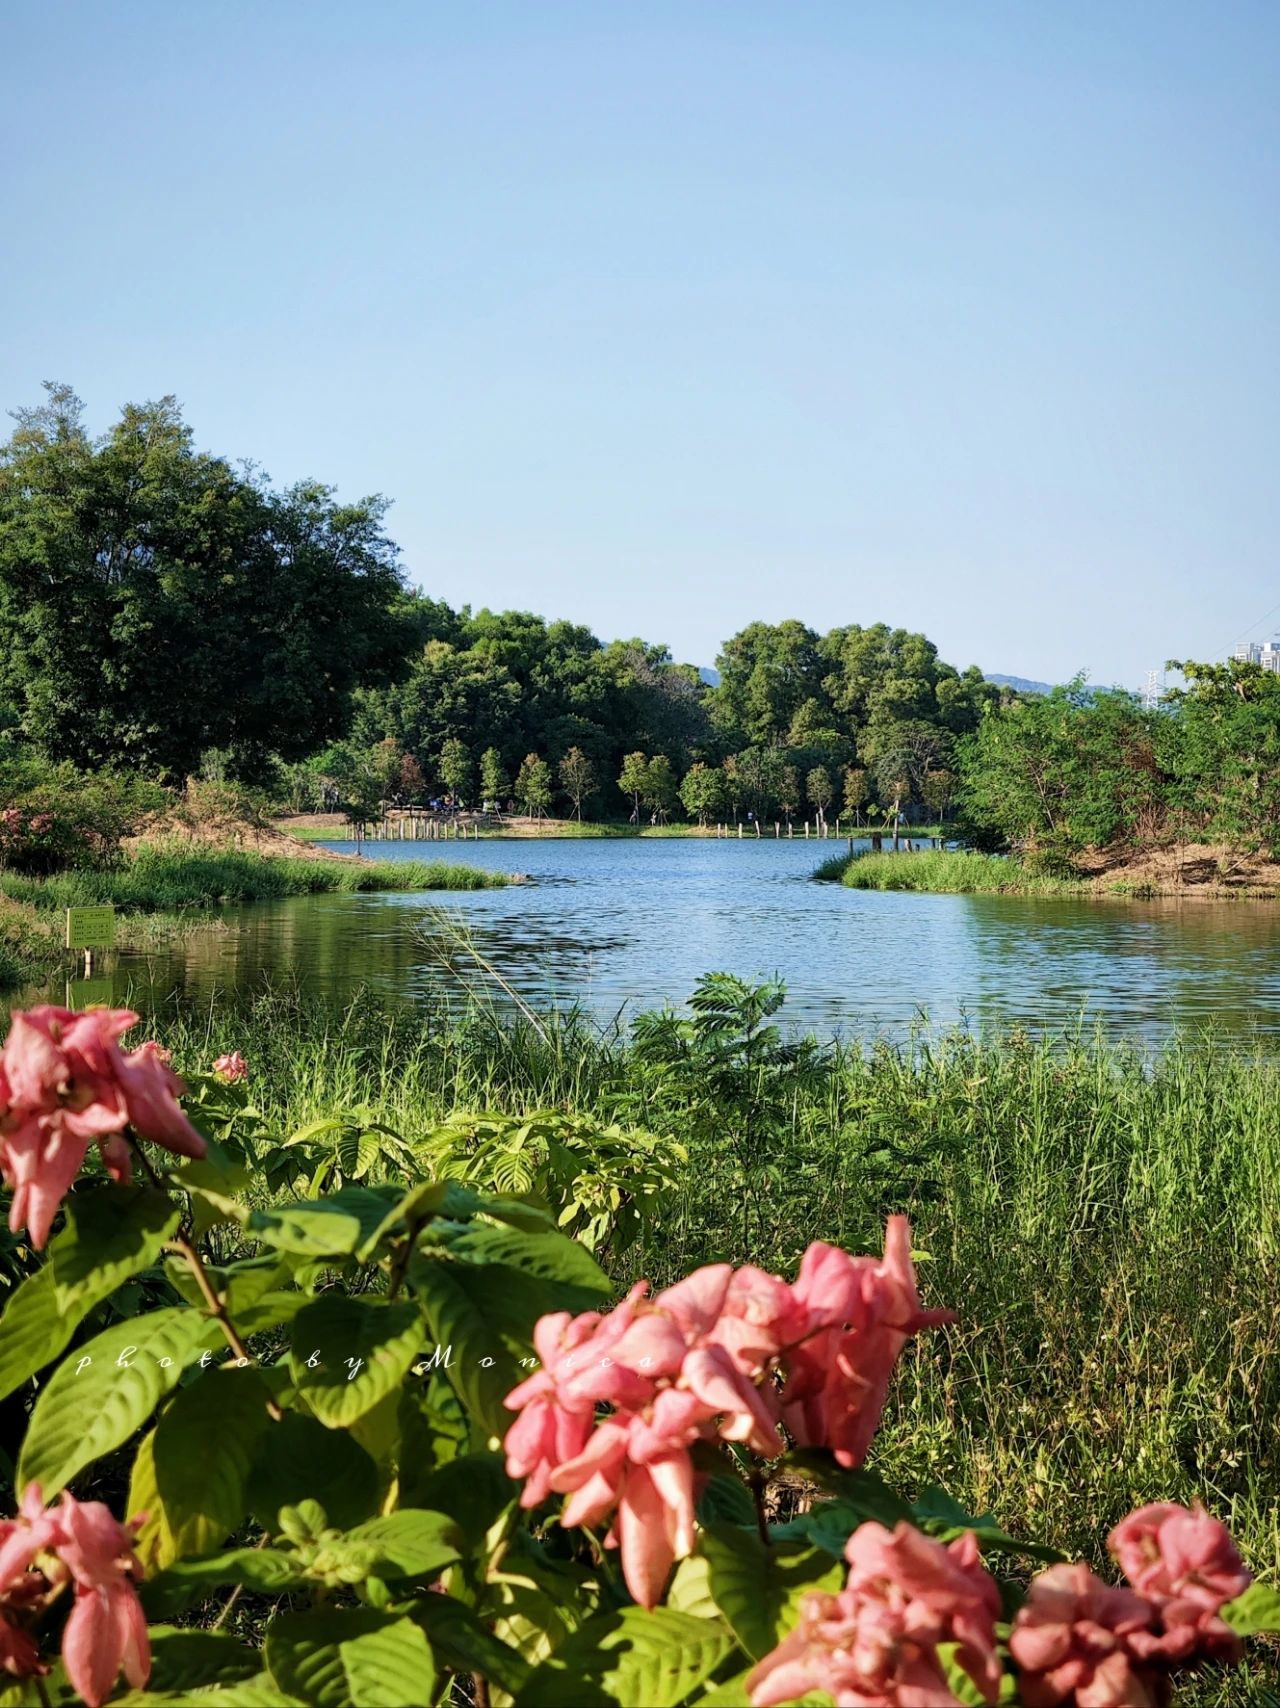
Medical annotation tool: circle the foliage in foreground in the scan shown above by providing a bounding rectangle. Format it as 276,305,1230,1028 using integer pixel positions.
0,997,1276,1705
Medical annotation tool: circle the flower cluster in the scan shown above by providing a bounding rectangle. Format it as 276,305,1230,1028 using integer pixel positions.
1010,1502,1252,1706
0,1485,149,1708
746,1501,1251,1707
212,1050,249,1083
0,1005,207,1247
503,1216,952,1605
748,1521,1003,1707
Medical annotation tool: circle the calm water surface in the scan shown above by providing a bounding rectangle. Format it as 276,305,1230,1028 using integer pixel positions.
67,838,1280,1042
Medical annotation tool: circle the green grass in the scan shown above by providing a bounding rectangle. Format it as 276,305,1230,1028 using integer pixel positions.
144,985,1279,1688
817,847,1090,896
0,845,505,916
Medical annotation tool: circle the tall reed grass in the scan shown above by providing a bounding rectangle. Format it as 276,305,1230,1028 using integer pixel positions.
0,846,505,916
820,848,1089,895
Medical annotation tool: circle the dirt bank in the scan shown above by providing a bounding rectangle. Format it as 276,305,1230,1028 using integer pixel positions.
1073,841,1280,896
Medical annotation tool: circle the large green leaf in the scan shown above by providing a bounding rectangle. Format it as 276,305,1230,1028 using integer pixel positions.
290,1294,422,1427
144,1626,263,1694
360,1178,555,1258
519,1608,734,1708
410,1452,518,1550
51,1185,179,1313
700,1524,843,1661
409,1255,604,1437
246,1188,396,1257
0,1191,180,1403
18,1307,221,1495
341,1509,462,1579
408,1595,531,1696
265,1608,436,1708
1223,1581,1280,1635
246,1412,379,1531
143,1547,306,1619
446,1224,611,1293
133,1366,274,1569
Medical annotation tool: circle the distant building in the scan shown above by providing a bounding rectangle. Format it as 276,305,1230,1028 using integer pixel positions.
1233,639,1280,673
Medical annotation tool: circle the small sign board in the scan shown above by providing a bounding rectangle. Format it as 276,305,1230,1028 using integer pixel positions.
65,906,116,951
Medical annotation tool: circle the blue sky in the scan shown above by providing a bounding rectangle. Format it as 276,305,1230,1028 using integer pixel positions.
2,2,1276,688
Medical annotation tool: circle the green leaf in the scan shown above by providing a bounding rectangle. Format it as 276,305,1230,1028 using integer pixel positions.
246,1412,379,1532
50,1185,179,1314
408,1595,531,1696
134,1366,274,1569
247,1188,394,1257
342,1509,462,1579
143,1547,306,1619
937,1642,993,1707
18,1307,221,1496
783,1453,914,1527
701,1523,844,1661
145,1626,263,1694
912,1487,1065,1564
266,1608,436,1708
446,1224,611,1293
164,1677,301,1707
410,1452,518,1551
1222,1580,1280,1635
290,1294,422,1427
0,1191,184,1404
519,1608,734,1708
356,1178,554,1260
409,1256,603,1437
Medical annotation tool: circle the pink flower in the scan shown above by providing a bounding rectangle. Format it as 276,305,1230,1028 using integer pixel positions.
1009,1562,1159,1707
781,1218,955,1468
748,1521,1002,1707
0,1007,205,1248
0,1486,149,1707
504,1226,951,1609
211,1050,249,1083
1109,1502,1250,1663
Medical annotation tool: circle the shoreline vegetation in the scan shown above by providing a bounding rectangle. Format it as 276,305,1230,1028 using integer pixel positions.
814,845,1280,901
0,844,505,989
148,983,1280,1664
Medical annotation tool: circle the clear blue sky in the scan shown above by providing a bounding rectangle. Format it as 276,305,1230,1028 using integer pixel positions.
2,2,1277,688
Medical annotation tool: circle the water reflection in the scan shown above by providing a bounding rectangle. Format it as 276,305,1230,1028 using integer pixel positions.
47,839,1280,1043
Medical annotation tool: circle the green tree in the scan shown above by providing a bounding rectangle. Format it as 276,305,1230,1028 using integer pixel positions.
843,766,870,825
438,737,472,802
558,746,597,819
618,752,650,823
642,755,677,824
515,753,553,819
479,746,509,805
805,765,833,825
0,385,414,781
780,765,800,824
679,762,730,826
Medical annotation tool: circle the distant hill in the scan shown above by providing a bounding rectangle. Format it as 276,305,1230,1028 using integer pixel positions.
985,673,1054,695
698,666,721,687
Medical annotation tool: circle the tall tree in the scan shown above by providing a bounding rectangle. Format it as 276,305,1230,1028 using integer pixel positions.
479,746,509,805
438,737,473,801
514,753,553,819
618,752,650,823
558,746,597,820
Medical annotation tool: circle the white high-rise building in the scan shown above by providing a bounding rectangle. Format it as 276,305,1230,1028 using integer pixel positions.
1233,639,1280,673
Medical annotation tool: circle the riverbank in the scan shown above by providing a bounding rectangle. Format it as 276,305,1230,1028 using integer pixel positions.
816,844,1280,899
0,845,506,988
149,984,1280,1686
276,811,951,843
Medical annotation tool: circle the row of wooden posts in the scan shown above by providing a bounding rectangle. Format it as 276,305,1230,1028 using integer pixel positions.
350,815,911,842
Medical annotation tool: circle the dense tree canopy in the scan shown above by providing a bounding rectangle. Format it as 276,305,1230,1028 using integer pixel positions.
0,384,1007,822
0,386,415,781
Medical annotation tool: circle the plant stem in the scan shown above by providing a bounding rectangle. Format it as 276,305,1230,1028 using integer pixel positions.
164,1232,284,1421
749,1471,771,1548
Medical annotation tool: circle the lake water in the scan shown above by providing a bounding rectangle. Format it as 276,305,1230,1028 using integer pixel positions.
58,837,1280,1043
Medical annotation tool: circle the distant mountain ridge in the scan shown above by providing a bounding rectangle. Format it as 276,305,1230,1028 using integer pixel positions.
985,672,1054,695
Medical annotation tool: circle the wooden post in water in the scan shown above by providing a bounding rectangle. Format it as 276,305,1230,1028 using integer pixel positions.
737,823,743,838
775,822,779,837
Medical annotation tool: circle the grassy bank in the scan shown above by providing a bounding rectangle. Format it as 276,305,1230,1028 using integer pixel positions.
147,984,1278,1687
816,847,1090,895
0,845,505,987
